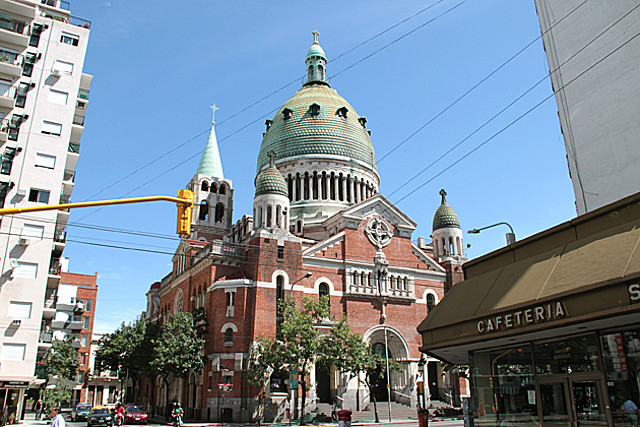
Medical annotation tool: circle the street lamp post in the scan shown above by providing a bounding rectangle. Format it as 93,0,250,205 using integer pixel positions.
287,272,312,424
468,222,516,245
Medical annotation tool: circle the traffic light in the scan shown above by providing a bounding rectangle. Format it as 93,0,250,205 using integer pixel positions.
176,189,194,236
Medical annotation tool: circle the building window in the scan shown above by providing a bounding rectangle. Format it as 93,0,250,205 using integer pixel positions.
14,82,30,108
224,328,233,345
210,182,217,193
226,292,234,317
60,33,79,46
2,343,26,360
1,147,17,175
14,262,37,279
22,224,44,240
84,299,92,312
277,245,284,259
22,52,38,77
276,275,284,334
427,294,435,313
52,60,73,75
8,301,31,318
35,153,56,169
199,200,209,221
48,89,68,105
81,334,88,347
28,189,50,203
219,184,226,195
319,283,329,306
83,316,90,329
29,24,43,48
215,202,224,223
41,121,62,136
201,181,209,191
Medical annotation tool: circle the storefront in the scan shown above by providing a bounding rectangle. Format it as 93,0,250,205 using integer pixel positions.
418,193,640,426
0,380,30,424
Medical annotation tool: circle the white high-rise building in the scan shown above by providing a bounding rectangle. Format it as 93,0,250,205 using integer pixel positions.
0,0,91,418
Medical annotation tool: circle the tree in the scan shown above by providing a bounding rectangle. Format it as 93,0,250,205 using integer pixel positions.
247,297,330,425
42,335,80,408
322,316,401,423
149,308,207,415
95,317,149,402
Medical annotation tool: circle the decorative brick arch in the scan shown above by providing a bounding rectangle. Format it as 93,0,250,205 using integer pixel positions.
362,325,410,360
313,277,335,294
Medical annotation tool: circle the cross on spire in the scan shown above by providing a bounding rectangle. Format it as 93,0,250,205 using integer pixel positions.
267,150,276,167
312,29,319,44
210,104,220,124
439,188,447,204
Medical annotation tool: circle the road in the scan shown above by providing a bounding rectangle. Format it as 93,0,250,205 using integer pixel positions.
61,420,464,427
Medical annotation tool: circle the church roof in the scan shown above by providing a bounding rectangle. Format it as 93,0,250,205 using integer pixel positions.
255,164,288,197
256,85,377,173
433,189,460,231
306,40,326,60
196,106,224,178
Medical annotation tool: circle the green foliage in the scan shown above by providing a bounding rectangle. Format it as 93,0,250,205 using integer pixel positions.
149,309,207,379
44,335,80,381
95,318,149,380
43,383,71,409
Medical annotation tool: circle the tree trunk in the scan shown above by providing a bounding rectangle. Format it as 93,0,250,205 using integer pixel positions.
365,380,379,423
163,377,171,421
299,379,306,426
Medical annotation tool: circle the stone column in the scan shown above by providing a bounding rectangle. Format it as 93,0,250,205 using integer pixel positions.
333,174,339,200
341,176,346,201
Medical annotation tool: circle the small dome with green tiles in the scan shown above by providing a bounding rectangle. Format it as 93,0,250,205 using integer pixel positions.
433,189,461,231
255,165,288,197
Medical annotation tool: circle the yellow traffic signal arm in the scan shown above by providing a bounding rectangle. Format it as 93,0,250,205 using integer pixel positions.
0,190,195,236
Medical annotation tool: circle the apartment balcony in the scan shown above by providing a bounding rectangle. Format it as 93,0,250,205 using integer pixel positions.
0,117,9,143
71,336,81,348
38,331,53,346
70,122,82,145
65,141,79,171
56,195,70,229
0,15,29,48
0,49,22,78
39,0,70,11
53,230,65,253
42,298,56,319
51,316,82,331
55,296,78,312
61,169,74,196
0,81,15,109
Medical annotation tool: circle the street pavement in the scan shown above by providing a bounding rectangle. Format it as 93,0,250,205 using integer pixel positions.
19,412,463,427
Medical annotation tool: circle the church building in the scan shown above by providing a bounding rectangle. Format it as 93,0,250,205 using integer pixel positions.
139,33,467,423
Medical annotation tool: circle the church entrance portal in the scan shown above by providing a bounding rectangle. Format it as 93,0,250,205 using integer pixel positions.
371,343,390,402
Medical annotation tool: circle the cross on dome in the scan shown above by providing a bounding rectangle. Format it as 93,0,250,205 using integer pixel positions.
439,188,447,204
312,29,319,44
267,150,276,167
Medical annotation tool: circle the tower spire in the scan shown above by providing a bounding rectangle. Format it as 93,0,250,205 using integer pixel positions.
304,30,328,86
196,105,224,178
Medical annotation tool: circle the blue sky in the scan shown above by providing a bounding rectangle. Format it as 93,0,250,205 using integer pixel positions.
64,0,576,333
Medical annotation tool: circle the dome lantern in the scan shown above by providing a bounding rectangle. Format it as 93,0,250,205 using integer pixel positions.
305,30,328,86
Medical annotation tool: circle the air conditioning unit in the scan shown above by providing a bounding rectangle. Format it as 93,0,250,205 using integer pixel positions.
18,237,30,246
51,68,61,77
9,258,18,269
16,189,26,197
11,319,21,326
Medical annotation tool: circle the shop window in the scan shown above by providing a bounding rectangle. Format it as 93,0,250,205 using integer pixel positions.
534,334,599,375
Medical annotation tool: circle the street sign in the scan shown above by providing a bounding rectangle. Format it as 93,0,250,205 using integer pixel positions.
290,370,299,389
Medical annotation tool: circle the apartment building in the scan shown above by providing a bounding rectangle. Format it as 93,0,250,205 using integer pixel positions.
0,0,91,420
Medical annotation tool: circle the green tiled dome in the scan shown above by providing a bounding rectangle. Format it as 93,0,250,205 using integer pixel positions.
256,85,377,173
255,165,288,197
433,190,460,230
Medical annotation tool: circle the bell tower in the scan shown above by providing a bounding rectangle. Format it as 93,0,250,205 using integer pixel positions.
188,105,233,241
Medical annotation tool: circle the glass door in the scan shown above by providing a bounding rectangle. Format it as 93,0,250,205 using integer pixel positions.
569,378,609,426
538,379,572,426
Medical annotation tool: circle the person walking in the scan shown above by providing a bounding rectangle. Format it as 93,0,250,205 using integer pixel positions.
34,400,43,420
50,407,65,427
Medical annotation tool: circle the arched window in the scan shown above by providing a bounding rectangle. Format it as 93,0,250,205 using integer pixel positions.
318,65,324,80
199,200,209,221
267,205,272,227
224,328,233,345
210,183,218,193
219,184,226,195
276,205,282,228
215,202,225,223
201,181,209,191
276,275,285,335
427,294,435,313
319,283,329,306
308,65,313,81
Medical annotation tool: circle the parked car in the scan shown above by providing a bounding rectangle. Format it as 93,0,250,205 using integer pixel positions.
124,405,148,424
72,404,92,422
87,406,113,427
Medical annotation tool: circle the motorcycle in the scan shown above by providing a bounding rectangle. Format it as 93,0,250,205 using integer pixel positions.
114,412,125,427
172,413,183,427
